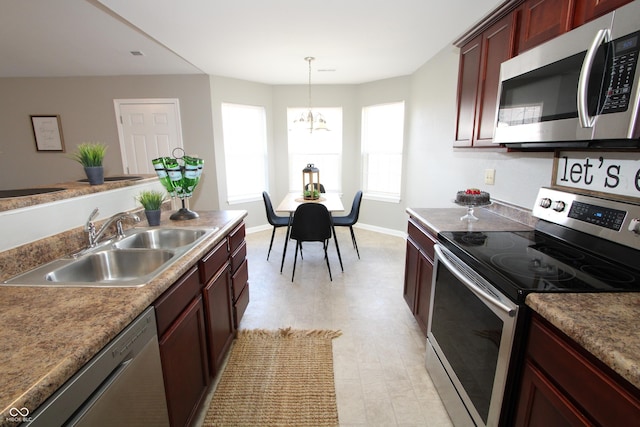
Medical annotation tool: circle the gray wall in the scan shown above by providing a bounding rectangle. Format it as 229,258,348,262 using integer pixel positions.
0,75,219,211
0,49,558,232
405,45,554,212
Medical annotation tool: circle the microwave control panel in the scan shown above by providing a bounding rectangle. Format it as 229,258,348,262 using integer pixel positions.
602,31,639,114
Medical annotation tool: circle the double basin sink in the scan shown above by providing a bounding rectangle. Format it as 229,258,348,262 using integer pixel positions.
3,227,218,287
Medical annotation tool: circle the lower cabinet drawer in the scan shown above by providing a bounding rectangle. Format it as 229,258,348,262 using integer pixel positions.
234,282,250,328
199,239,228,284
155,266,201,337
230,241,246,274
231,259,248,301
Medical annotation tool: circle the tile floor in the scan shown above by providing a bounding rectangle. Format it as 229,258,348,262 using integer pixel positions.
197,226,453,427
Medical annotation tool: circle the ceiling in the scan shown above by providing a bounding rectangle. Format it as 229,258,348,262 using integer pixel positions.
0,0,503,85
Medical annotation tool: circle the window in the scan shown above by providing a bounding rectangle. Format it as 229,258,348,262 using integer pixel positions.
221,103,268,204
361,102,405,202
287,107,342,193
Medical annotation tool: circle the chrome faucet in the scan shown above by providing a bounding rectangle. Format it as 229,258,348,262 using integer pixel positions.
85,209,141,248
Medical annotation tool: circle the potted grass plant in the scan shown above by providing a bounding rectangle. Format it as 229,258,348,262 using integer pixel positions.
69,142,108,185
137,190,167,226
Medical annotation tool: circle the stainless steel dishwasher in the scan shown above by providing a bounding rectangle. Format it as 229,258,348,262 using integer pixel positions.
25,307,170,426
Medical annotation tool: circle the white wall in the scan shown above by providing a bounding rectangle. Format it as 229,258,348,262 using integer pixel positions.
405,45,555,212
209,75,274,229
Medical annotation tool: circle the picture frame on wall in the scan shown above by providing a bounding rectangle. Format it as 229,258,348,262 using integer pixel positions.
31,115,65,152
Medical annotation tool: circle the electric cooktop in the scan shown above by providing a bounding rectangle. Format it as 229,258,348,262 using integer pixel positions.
439,229,640,303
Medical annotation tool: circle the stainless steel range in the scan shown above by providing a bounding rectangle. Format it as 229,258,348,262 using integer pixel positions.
426,187,640,427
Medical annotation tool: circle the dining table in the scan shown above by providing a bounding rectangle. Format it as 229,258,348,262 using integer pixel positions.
275,192,345,274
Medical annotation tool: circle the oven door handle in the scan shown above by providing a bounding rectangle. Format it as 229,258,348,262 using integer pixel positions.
435,245,516,317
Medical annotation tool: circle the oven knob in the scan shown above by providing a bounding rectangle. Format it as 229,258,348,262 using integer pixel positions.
553,201,566,212
539,198,552,208
629,218,640,234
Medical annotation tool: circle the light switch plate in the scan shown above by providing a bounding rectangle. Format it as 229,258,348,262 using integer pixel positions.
484,169,495,185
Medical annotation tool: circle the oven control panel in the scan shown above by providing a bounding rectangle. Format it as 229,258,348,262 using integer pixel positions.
533,187,640,250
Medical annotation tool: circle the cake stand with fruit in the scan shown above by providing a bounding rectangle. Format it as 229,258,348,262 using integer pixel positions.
454,188,491,221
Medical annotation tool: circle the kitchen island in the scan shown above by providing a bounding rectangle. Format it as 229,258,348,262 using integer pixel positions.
0,209,246,426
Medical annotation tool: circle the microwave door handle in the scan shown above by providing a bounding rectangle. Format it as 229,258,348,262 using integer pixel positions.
434,245,516,317
578,28,611,128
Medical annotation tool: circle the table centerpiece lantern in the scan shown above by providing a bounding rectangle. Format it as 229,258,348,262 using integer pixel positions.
302,163,320,200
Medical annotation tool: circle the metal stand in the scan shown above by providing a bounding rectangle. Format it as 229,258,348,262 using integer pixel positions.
169,198,199,220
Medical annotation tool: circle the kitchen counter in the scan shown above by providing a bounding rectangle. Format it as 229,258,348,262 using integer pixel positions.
0,210,246,426
0,174,156,213
407,205,534,235
527,293,640,390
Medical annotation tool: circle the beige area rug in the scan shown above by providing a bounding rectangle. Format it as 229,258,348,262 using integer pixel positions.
203,328,342,426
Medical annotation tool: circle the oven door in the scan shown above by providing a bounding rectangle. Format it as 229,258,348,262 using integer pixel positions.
427,244,519,427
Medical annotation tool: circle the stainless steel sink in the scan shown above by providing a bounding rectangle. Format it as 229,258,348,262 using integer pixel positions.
114,228,208,250
2,226,218,287
46,249,174,284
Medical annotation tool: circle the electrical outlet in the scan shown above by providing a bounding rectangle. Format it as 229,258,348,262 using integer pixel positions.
484,168,495,185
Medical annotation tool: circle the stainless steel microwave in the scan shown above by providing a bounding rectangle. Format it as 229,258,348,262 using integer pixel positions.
493,1,640,149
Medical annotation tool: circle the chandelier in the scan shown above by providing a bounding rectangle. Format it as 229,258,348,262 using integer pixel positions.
292,57,329,133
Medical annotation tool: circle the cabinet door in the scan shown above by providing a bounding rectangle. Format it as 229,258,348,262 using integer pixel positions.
474,13,516,146
203,264,234,376
414,251,433,335
573,0,632,26
519,314,640,426
518,0,574,53
454,35,482,147
159,296,210,427
403,237,420,311
515,360,591,427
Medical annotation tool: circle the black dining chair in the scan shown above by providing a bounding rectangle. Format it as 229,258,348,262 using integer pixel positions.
332,191,363,259
289,203,334,282
262,191,290,260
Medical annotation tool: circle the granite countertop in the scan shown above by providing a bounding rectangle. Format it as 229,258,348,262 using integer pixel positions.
527,293,640,390
406,205,534,235
0,174,157,213
0,210,246,426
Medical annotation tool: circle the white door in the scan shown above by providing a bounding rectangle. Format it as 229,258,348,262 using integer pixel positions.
114,99,184,174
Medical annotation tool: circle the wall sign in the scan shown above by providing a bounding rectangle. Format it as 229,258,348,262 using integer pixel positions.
30,115,65,151
553,151,640,201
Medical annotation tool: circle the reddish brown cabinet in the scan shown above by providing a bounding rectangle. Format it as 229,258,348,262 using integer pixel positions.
200,238,234,376
154,220,249,427
517,0,575,54
455,35,482,147
229,223,250,327
455,13,516,147
155,267,210,427
515,314,640,426
453,0,635,149
403,218,437,335
573,0,633,27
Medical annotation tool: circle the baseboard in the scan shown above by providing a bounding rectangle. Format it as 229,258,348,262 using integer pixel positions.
354,223,407,238
248,222,406,238
246,224,272,234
